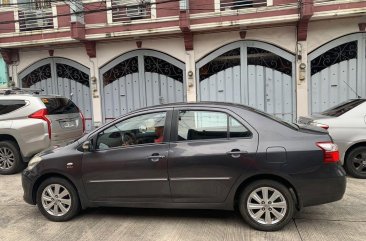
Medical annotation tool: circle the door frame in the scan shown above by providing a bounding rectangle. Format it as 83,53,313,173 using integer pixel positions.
18,57,94,130
308,33,366,114
99,49,186,123
195,41,296,121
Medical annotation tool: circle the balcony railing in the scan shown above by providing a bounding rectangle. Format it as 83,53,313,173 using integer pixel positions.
112,0,151,22
18,2,54,31
220,0,267,11
1,0,11,5
18,8,54,31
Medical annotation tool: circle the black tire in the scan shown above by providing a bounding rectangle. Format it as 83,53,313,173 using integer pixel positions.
344,147,366,178
36,177,80,222
0,141,25,175
238,180,295,231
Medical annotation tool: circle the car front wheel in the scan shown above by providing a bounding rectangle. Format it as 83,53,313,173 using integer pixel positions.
36,177,80,221
239,180,295,231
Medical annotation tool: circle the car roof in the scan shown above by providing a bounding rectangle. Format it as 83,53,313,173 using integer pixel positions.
0,94,65,99
129,101,256,113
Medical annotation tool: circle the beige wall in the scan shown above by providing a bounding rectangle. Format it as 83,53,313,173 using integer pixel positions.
18,46,89,73
194,26,297,61
307,17,362,53
97,38,186,67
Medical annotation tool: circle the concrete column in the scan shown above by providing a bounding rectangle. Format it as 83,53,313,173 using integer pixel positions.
10,64,19,87
106,0,113,24
89,57,103,128
185,50,196,102
296,40,309,118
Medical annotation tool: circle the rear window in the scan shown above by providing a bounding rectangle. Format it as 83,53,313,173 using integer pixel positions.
321,99,365,117
0,100,26,115
247,107,299,130
41,98,79,115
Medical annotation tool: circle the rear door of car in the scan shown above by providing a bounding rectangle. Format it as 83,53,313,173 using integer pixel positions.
168,106,259,203
40,97,83,142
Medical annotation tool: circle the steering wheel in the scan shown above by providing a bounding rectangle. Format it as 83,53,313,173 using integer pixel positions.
122,132,137,145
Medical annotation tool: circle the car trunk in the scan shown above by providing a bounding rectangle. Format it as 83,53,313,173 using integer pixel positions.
41,97,84,143
298,113,330,125
297,124,329,135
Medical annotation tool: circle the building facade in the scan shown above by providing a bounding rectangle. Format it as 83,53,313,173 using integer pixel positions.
0,0,365,129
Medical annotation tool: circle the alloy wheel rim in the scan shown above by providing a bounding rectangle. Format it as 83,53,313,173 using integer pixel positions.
0,147,15,170
41,184,72,217
247,187,287,225
352,152,366,174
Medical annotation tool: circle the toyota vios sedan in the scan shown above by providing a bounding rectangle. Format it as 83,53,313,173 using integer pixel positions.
22,102,346,231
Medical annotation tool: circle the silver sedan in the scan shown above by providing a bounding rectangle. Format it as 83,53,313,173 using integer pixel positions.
298,99,366,178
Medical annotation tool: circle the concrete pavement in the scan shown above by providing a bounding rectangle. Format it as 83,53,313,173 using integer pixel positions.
0,174,365,241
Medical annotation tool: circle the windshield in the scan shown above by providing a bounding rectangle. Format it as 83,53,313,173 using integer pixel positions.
321,99,365,117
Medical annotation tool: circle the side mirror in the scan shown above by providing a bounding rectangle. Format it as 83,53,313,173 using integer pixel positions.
82,141,91,152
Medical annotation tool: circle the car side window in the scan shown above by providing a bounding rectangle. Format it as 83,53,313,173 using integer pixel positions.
96,112,167,150
177,110,228,141
177,110,251,141
229,116,251,138
0,100,26,115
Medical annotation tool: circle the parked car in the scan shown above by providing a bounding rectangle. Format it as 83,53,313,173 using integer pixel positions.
0,88,85,175
22,102,346,231
298,99,366,178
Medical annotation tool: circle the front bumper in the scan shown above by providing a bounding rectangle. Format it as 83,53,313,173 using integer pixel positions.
21,169,37,205
293,163,347,208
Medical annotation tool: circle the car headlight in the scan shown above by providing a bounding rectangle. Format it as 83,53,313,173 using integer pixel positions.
28,156,42,170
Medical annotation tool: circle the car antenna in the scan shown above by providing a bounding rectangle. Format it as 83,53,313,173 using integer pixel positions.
342,80,361,98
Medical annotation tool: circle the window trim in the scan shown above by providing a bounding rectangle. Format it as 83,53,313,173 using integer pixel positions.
93,109,172,151
171,107,253,143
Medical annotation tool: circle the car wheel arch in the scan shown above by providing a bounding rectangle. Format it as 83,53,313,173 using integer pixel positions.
232,173,301,211
0,134,20,151
32,173,85,209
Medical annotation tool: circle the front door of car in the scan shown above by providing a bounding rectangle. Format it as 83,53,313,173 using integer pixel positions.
82,110,172,203
168,108,258,203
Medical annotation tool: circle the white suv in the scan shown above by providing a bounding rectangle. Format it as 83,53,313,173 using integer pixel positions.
0,89,85,174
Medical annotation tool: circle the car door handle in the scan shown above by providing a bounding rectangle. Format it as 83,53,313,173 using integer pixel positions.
226,149,248,158
147,154,166,162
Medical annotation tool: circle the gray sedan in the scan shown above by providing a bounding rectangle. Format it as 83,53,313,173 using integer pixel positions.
22,102,346,231
298,99,366,178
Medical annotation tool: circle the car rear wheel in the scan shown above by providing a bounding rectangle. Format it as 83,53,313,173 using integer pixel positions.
239,180,295,231
0,141,25,175
345,147,366,178
36,177,80,221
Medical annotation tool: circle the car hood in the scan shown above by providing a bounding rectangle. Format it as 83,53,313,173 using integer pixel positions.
38,139,80,157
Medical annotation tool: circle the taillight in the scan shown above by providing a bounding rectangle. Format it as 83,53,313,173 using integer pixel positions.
316,142,340,163
29,109,51,139
80,111,85,133
312,122,329,130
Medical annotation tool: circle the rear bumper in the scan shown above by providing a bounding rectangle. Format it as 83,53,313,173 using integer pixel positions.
292,163,347,208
